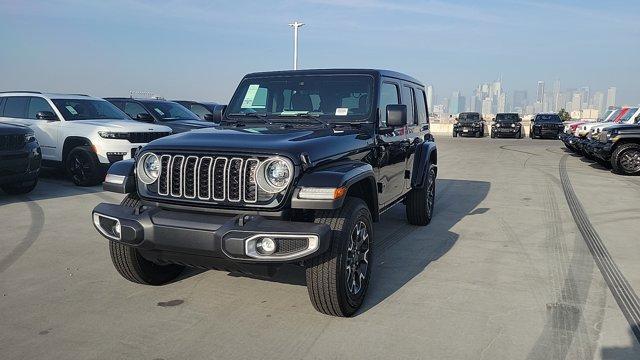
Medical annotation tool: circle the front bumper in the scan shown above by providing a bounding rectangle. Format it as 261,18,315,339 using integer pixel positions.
96,141,152,165
92,203,331,265
590,141,614,161
492,128,520,137
454,127,482,135
0,143,41,185
532,127,561,138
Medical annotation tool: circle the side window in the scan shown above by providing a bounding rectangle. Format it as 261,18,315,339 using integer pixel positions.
109,100,125,111
379,82,399,127
189,104,210,119
3,97,28,118
27,97,55,119
415,89,427,124
124,102,149,119
402,86,415,125
0,98,5,114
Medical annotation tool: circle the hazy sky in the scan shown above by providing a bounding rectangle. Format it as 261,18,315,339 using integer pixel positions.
1,0,638,104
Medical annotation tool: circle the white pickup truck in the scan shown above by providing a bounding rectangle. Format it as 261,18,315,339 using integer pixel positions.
0,92,172,186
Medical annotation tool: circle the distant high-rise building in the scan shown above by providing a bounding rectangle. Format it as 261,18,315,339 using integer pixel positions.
606,87,617,107
469,95,481,112
449,91,465,114
553,79,561,111
571,92,582,112
580,87,590,109
536,81,545,104
497,93,507,113
426,85,434,112
513,90,527,109
592,91,605,115
481,98,492,116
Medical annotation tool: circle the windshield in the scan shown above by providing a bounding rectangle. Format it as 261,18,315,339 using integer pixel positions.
600,109,615,121
458,113,480,122
52,99,129,121
142,101,200,121
496,113,520,122
619,108,639,123
535,114,562,123
226,75,374,122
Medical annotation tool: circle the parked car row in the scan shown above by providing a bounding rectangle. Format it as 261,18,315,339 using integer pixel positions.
560,106,640,175
452,112,564,139
0,92,223,192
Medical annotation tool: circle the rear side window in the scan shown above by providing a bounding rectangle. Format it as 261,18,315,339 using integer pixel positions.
28,97,55,119
415,89,427,124
402,86,415,124
379,82,399,127
3,96,28,118
189,104,211,119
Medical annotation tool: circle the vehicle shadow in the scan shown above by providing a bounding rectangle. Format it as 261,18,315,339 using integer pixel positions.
600,328,640,359
0,168,117,205
186,178,490,313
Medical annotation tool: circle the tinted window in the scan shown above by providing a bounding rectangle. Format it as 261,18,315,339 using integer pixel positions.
534,114,562,123
189,104,211,119
619,108,639,122
416,89,427,124
3,97,28,118
496,113,520,122
379,82,399,127
140,101,199,121
28,97,55,119
459,113,480,122
124,102,150,119
51,99,129,120
402,86,415,124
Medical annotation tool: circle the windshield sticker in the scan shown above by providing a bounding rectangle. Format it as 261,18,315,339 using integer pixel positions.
242,84,260,108
154,108,165,116
66,106,78,115
335,108,349,116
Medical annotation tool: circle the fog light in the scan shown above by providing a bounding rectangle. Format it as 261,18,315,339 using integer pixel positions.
257,237,276,255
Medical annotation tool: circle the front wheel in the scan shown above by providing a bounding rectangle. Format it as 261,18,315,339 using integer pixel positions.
109,194,185,285
305,197,373,317
452,131,458,138
1,179,38,195
611,143,640,176
65,146,104,186
491,131,496,139
405,165,436,226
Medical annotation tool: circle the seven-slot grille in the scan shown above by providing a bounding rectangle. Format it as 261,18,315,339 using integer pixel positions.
128,132,171,143
157,154,261,204
0,134,26,151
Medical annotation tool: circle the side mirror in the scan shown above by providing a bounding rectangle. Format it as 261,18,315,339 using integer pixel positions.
203,113,214,122
136,113,154,122
386,104,407,127
36,111,57,121
212,105,226,123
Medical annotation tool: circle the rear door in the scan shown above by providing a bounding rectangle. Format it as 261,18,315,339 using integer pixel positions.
27,96,60,160
405,86,429,189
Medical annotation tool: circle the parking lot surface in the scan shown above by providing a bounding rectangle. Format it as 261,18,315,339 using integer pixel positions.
1,136,639,360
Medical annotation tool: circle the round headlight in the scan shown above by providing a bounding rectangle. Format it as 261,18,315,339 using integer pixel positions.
256,157,293,193
511,123,515,128
137,153,160,184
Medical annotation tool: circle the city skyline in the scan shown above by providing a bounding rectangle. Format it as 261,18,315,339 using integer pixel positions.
0,1,638,106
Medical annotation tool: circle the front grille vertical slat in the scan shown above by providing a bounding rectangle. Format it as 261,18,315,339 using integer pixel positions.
0,135,25,151
153,154,266,205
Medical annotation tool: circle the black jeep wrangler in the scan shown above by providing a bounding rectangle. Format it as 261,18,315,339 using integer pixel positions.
92,69,437,317
0,122,41,194
452,112,484,138
491,113,523,138
591,124,640,175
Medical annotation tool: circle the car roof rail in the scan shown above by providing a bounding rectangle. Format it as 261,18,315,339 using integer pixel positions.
0,90,42,94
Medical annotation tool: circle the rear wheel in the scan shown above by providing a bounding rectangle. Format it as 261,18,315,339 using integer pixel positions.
109,194,185,285
65,146,104,186
611,143,640,176
405,165,436,226
305,197,373,317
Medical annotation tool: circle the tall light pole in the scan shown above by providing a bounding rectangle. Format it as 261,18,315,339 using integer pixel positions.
288,21,304,70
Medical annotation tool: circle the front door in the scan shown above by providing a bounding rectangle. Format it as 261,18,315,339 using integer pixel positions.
27,96,59,160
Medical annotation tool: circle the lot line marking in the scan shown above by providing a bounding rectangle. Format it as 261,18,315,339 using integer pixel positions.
0,198,45,273
559,155,640,344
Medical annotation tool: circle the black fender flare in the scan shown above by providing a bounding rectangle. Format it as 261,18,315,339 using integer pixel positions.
62,136,93,162
103,158,137,194
291,161,378,217
410,141,437,189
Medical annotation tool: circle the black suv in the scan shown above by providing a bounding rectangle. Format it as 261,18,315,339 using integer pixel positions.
591,124,640,175
491,113,523,138
92,69,438,317
452,112,484,137
173,100,225,122
106,98,215,133
529,113,563,139
0,122,41,194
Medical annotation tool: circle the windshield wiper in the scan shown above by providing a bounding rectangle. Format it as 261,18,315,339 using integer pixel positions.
225,113,270,124
275,113,329,127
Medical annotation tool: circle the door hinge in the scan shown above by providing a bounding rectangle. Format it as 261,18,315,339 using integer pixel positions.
404,170,411,179
377,182,384,193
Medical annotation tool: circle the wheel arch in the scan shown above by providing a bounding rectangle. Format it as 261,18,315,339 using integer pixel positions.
62,136,93,162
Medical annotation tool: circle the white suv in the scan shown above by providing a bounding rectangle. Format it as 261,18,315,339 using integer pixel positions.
0,92,172,186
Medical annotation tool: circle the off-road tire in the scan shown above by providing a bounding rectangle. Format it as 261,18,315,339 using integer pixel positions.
109,194,185,285
611,143,640,176
1,179,38,195
405,164,436,226
491,131,496,138
305,197,373,317
65,146,104,186
452,131,457,138
475,131,481,138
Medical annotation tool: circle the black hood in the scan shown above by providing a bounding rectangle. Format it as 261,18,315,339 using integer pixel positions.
606,124,640,132
161,120,216,134
0,122,31,135
144,124,374,165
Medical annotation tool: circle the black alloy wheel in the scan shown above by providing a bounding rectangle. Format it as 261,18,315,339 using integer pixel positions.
345,220,371,297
